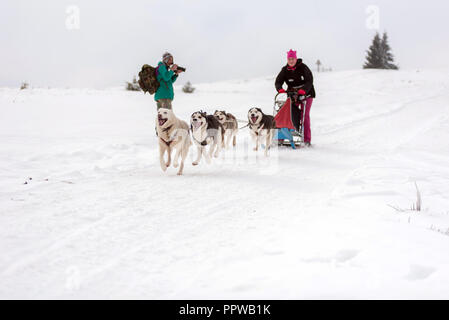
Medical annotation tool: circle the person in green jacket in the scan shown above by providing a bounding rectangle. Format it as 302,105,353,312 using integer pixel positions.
155,52,183,109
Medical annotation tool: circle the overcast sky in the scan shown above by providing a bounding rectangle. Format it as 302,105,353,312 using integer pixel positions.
1,0,449,88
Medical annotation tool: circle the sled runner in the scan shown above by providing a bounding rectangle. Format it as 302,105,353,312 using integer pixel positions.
273,88,308,149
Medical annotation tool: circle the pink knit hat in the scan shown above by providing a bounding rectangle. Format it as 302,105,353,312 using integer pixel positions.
287,49,297,59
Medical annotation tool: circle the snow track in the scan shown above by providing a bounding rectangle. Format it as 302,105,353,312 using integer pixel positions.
1,69,449,299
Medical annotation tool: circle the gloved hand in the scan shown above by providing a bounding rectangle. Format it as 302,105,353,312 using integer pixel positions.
297,89,306,100
278,89,286,94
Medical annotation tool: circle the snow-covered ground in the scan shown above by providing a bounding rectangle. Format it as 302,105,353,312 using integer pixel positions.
1,69,449,299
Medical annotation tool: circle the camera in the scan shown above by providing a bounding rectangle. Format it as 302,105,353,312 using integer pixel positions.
177,66,186,72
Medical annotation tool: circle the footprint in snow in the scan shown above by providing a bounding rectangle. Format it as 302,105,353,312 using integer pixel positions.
263,249,285,256
405,265,436,281
335,249,360,263
232,283,258,292
301,249,360,264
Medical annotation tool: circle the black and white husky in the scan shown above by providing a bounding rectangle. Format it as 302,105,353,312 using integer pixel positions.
190,111,225,165
247,107,277,156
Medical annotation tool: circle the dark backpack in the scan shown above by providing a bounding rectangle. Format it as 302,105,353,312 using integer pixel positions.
138,64,160,94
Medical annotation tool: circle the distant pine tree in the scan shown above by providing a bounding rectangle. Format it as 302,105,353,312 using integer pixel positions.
364,32,398,70
380,32,399,70
364,33,383,69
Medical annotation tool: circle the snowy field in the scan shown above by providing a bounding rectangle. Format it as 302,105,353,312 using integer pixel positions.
1,69,449,299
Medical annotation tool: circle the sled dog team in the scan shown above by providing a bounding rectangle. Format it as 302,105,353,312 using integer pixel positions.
151,49,315,175
156,107,276,175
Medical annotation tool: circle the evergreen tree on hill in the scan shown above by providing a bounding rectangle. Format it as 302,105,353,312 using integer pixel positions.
364,32,398,70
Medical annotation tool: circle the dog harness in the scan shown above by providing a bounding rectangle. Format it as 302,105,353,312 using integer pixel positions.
192,135,209,146
249,123,264,136
192,128,218,146
160,125,174,147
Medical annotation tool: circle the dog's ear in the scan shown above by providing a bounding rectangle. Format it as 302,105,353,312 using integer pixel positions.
256,107,263,114
214,110,218,114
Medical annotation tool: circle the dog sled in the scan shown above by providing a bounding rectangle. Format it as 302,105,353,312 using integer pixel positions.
273,87,308,149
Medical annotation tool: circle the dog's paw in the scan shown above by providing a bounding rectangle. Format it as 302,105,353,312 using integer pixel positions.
160,165,167,172
253,147,258,151
177,171,183,176
173,162,179,168
192,161,199,166
165,161,171,168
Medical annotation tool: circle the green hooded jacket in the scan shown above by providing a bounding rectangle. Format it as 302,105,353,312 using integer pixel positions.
154,61,178,101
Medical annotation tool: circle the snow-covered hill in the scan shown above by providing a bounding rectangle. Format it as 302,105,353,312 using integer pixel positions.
1,69,449,299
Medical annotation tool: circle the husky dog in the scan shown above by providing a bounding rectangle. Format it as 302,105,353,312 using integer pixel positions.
247,107,277,156
214,110,238,149
156,108,192,175
190,111,224,165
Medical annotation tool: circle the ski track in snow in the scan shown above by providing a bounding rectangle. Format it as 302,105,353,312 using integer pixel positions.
1,69,449,299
